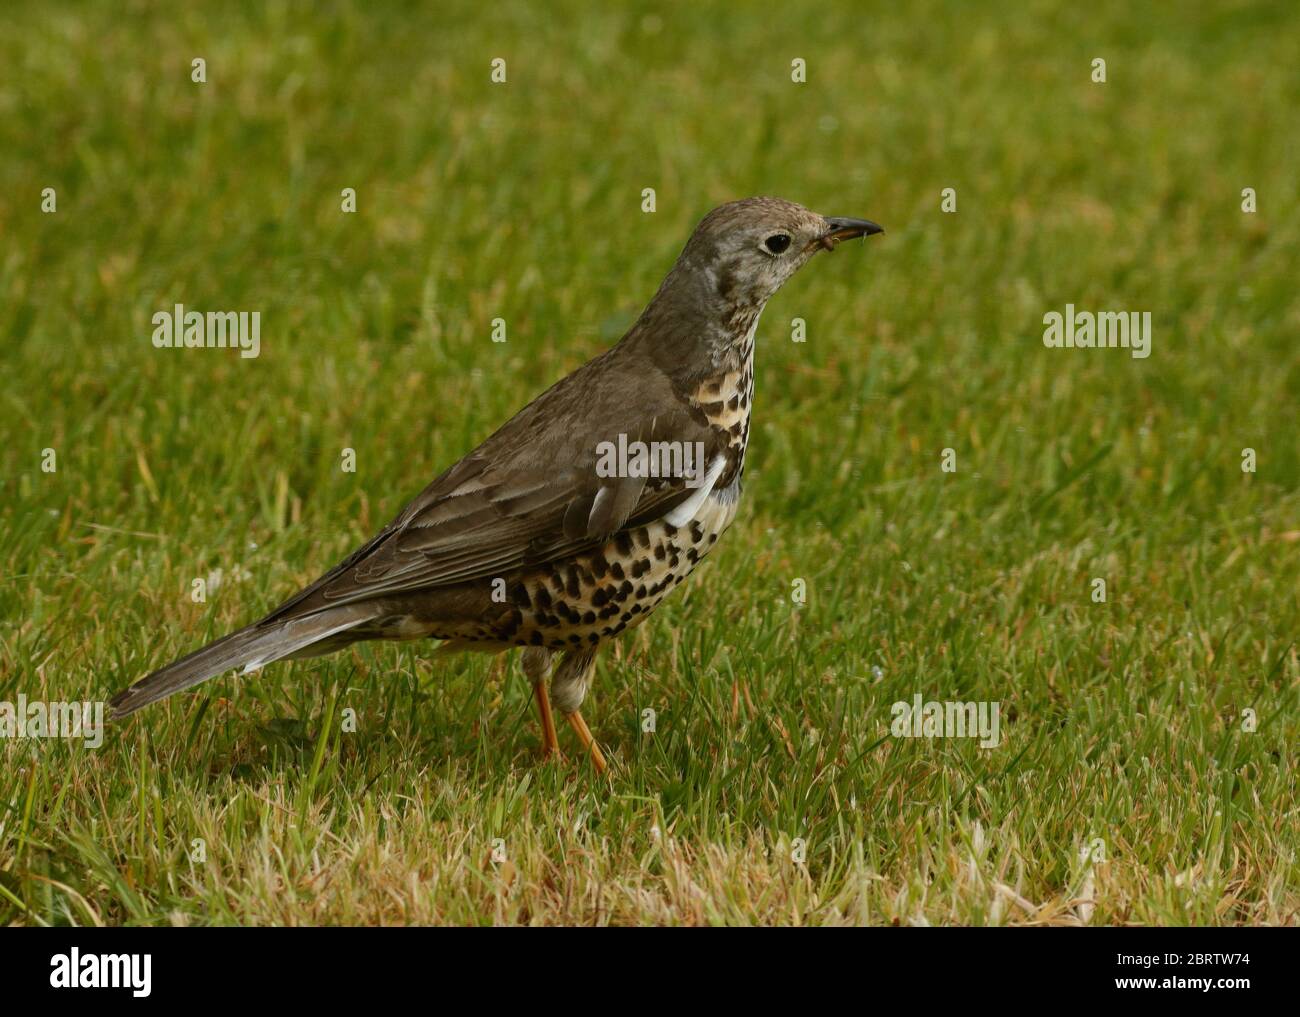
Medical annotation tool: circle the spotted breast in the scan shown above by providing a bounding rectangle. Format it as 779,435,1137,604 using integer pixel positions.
505,330,755,650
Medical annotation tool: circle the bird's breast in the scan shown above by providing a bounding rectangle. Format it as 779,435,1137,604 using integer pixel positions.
691,357,753,446
690,331,755,493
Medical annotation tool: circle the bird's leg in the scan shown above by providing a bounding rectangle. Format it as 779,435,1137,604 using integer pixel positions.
521,647,560,760
533,683,561,761
566,711,608,774
553,650,608,774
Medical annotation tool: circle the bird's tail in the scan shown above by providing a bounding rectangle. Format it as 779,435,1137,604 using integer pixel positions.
107,607,372,719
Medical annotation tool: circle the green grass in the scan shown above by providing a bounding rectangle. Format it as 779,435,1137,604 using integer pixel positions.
1,0,1297,925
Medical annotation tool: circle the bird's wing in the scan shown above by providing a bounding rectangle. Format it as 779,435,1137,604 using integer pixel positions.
262,350,731,622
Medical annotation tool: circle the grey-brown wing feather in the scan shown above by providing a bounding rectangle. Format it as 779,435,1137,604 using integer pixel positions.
262,349,722,622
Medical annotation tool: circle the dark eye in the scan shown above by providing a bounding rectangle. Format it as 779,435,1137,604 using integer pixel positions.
764,234,791,254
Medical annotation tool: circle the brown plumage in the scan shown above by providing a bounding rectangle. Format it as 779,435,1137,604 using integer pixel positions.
108,197,883,770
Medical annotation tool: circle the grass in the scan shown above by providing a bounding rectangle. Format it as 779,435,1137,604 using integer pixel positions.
1,0,1297,925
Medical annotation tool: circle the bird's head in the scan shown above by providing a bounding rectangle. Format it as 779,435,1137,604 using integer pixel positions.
685,196,883,308
633,196,883,373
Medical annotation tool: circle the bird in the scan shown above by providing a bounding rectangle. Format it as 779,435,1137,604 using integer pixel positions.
107,197,883,772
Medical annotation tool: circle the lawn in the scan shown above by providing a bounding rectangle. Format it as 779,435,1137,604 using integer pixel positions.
1,0,1296,925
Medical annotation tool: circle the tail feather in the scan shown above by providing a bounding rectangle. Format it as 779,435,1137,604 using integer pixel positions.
107,608,372,719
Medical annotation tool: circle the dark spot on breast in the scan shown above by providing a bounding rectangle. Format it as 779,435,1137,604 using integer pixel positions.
610,561,626,580
615,532,634,556
535,587,552,609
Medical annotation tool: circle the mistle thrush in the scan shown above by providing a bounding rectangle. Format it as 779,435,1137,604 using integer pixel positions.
108,197,883,771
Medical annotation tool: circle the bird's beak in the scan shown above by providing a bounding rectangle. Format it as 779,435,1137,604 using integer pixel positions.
818,216,885,250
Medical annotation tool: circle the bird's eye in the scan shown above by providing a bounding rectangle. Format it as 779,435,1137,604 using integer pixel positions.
764,234,791,254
